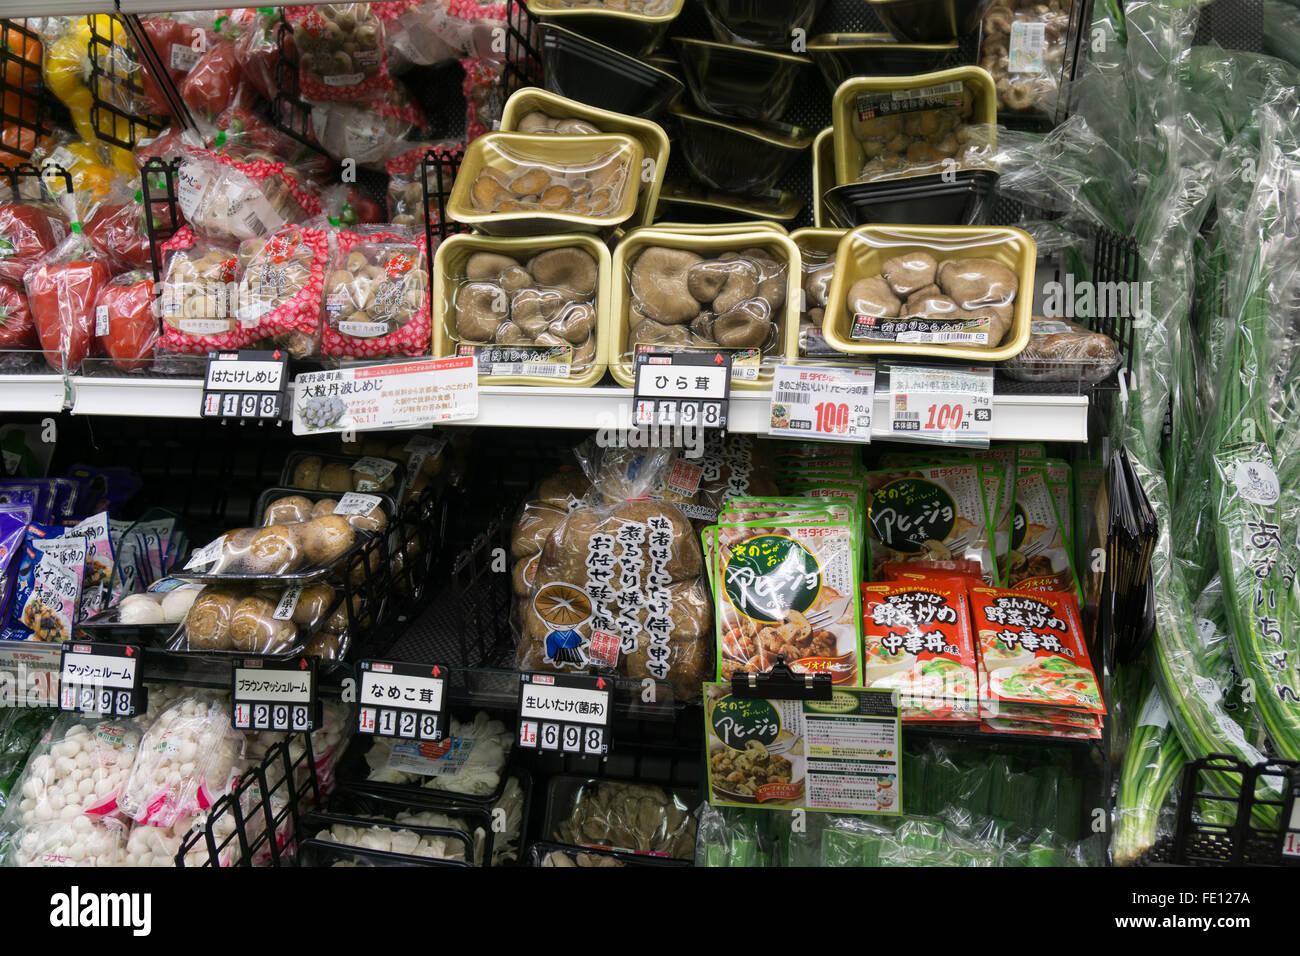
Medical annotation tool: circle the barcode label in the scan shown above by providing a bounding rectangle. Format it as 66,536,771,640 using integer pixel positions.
243,211,268,237
775,390,808,404
1009,21,1048,73
857,82,963,119
896,331,990,344
895,411,919,420
488,363,571,378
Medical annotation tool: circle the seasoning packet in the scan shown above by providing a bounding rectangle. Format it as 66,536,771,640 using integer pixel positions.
1003,466,1078,594
713,518,862,684
0,505,32,619
12,533,87,642
64,512,114,620
861,577,977,723
970,586,1103,716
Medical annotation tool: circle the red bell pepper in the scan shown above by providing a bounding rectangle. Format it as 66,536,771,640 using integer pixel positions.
95,274,157,372
0,281,37,351
84,202,153,272
23,249,111,372
180,40,254,119
0,202,62,285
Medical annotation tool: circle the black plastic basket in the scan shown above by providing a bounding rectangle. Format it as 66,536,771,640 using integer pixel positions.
176,728,319,866
1,160,71,202
270,17,331,160
87,14,170,150
500,0,544,107
139,156,183,285
0,19,66,164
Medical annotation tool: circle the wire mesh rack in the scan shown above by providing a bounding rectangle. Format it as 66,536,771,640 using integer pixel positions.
88,14,169,150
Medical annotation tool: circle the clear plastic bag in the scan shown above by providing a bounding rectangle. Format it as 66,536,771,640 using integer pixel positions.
175,148,322,244
323,227,430,360
9,815,127,867
119,694,244,829
980,0,1074,117
549,777,696,859
288,3,392,103
362,711,512,798
94,271,157,373
22,232,111,374
156,228,241,351
237,224,329,359
171,581,337,654
308,85,425,167
1001,317,1121,383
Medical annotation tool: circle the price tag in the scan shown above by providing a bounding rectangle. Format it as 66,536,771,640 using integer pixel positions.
230,657,319,732
292,357,478,435
351,456,397,492
632,349,731,431
0,642,60,707
356,660,449,742
517,672,612,757
1283,795,1300,859
59,643,144,718
887,364,994,446
768,364,875,443
201,349,288,421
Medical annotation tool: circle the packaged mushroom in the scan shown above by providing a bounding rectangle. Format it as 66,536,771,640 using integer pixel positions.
832,70,998,186
436,235,605,384
823,226,1035,360
174,147,322,244
385,142,461,230
449,132,641,232
323,227,430,360
792,228,843,357
515,444,712,701
548,777,697,860
980,0,1074,117
157,229,241,350
288,3,392,102
283,453,404,501
1000,317,1120,384
616,229,800,386
169,581,340,655
237,225,330,359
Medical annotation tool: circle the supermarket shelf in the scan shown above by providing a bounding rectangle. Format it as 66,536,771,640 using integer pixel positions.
0,372,67,413
2,0,114,14
59,376,1091,441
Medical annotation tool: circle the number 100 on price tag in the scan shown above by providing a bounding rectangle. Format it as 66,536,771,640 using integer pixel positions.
768,365,875,443
888,364,994,446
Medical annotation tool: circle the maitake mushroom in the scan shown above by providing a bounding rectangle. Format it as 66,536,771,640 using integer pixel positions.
630,245,786,353
451,246,601,371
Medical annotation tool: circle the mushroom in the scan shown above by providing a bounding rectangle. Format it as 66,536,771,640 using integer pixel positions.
936,257,1019,309
573,335,598,368
804,262,834,308
465,251,520,281
495,322,533,345
630,247,704,325
518,111,554,133
454,282,508,341
500,265,533,294
713,298,771,349
528,247,598,299
631,318,692,346
511,288,567,336
511,168,551,196
880,251,939,296
958,304,1013,347
686,260,732,302
690,311,715,341
903,290,960,320
550,301,596,344
556,118,601,134
711,262,760,314
847,276,901,317
471,175,511,210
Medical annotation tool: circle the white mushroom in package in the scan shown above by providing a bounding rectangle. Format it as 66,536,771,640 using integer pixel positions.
120,695,245,829
3,715,141,830
11,816,128,867
363,710,510,796
124,812,239,868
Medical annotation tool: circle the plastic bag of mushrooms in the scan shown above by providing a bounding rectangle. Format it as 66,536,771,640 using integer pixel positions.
451,246,600,375
511,443,713,701
627,246,787,355
980,0,1073,116
847,251,1018,348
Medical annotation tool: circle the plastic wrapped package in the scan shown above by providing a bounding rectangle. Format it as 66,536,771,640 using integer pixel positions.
124,811,237,867
323,228,430,360
385,143,460,230
22,232,112,373
0,282,38,357
156,229,240,352
310,815,473,864
288,3,393,102
9,528,86,644
695,804,779,867
462,56,503,143
93,271,157,373
436,234,604,383
0,201,67,285
792,228,842,357
119,694,245,829
308,85,425,167
9,815,127,867
179,38,256,122
362,711,512,798
212,108,336,183
138,14,216,115
236,225,330,359
169,581,339,654
283,454,404,501
384,0,507,68
548,777,697,859
1000,318,1121,383
1,716,141,830
979,0,1074,117
311,700,355,796
112,583,201,625
174,148,322,244
1114,685,1185,865
515,445,712,700
230,8,286,103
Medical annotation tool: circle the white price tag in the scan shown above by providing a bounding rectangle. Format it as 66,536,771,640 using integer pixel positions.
292,357,479,435
184,538,224,571
204,355,285,392
887,364,994,445
351,456,397,492
334,492,382,516
768,365,875,444
170,43,202,71
95,305,110,337
357,661,449,741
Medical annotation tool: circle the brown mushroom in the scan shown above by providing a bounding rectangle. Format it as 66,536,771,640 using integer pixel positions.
495,322,533,345
511,288,567,336
454,281,508,341
804,262,834,309
528,247,599,299
848,276,902,317
631,317,692,346
936,257,1019,309
550,301,596,344
880,252,939,296
465,251,520,281
686,260,731,302
710,261,761,315
630,247,704,325
511,168,551,196
471,175,511,210
713,298,772,349
690,311,715,341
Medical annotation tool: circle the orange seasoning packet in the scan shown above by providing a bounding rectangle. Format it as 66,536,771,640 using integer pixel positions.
860,577,977,723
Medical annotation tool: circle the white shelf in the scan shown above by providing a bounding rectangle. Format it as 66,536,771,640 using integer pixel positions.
60,377,1090,442
2,0,114,14
0,373,67,413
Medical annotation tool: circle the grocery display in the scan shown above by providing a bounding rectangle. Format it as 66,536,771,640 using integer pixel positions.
0,0,1293,889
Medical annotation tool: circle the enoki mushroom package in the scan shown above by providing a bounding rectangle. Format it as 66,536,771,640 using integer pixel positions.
710,516,862,685
514,445,711,701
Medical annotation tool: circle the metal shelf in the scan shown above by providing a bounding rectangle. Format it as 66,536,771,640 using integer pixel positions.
57,376,1090,441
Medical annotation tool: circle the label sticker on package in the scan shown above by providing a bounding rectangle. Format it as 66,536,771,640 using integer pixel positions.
384,737,474,776
856,82,963,119
273,585,302,621
334,492,382,516
95,305,110,337
851,313,990,345
170,43,202,71
769,364,875,444
460,344,572,379
351,457,396,492
704,685,901,815
1009,21,1047,74
292,357,479,434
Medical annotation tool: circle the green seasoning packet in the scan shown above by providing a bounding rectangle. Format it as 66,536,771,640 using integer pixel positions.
721,497,862,567
1007,459,1081,600
713,518,862,684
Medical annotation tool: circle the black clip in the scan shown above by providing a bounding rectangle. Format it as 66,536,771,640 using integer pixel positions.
729,656,833,701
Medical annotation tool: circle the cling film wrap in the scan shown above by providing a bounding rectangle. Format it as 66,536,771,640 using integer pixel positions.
235,225,330,359
712,518,861,684
363,711,512,798
1113,683,1186,865
118,695,245,829
1,715,142,832
287,4,393,103
515,444,712,700
979,0,1076,117
322,227,430,360
548,778,697,860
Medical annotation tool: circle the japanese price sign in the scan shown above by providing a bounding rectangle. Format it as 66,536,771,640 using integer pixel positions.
633,349,731,431
231,657,319,732
887,363,994,446
292,356,478,435
0,642,60,707
59,642,144,718
201,349,288,420
768,364,876,444
517,672,613,757
1284,789,1300,859
357,659,449,742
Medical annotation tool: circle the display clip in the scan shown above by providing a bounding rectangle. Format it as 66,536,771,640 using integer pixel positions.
729,655,832,701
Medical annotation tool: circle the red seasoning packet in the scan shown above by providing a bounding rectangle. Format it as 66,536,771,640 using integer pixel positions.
861,577,977,723
969,586,1105,718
